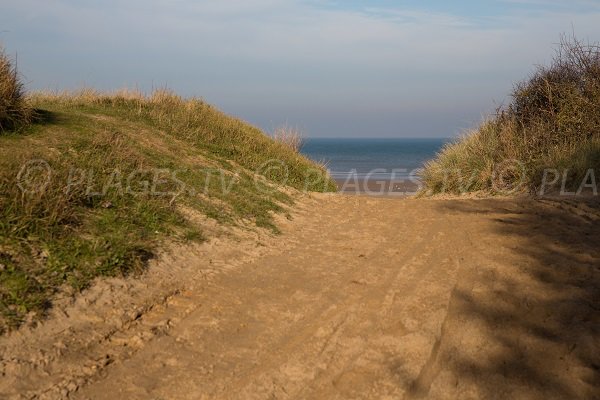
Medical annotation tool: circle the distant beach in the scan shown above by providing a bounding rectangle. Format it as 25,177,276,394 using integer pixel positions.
332,177,421,195
301,138,449,194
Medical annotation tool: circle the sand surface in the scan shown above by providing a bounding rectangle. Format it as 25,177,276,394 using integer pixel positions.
1,194,599,399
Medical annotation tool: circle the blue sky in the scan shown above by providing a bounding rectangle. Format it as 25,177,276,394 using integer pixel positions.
1,0,600,137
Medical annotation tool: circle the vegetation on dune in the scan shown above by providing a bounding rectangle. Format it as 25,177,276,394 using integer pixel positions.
0,62,335,332
33,89,335,192
0,46,31,132
422,36,600,195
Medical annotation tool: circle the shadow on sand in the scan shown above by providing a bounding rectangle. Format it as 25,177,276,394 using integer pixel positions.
424,197,599,399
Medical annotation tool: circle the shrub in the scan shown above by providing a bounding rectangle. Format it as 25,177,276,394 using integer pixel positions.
422,36,600,195
0,45,30,132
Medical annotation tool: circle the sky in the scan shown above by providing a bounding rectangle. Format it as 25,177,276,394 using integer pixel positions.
1,0,600,137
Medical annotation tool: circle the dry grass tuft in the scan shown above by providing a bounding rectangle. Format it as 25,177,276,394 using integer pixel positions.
273,125,305,152
0,46,31,132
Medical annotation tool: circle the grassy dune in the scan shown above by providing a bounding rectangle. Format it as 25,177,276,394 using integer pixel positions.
0,50,335,331
422,37,600,195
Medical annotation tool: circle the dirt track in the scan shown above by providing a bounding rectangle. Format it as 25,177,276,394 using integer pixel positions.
1,194,599,399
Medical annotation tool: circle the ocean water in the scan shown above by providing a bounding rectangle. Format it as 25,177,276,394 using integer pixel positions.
301,138,450,182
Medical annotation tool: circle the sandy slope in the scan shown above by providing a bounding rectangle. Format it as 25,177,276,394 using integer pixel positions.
1,194,599,399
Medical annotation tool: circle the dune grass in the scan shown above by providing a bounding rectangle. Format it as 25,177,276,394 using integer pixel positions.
0,46,31,132
272,124,305,152
421,36,600,195
0,86,335,332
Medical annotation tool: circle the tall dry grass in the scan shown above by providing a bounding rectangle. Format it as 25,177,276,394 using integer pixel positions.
273,125,305,152
422,36,600,194
0,46,31,133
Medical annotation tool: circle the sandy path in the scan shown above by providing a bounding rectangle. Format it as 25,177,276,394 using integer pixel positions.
1,195,599,399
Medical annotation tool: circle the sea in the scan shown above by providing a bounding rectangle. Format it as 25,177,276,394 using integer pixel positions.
300,138,450,193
